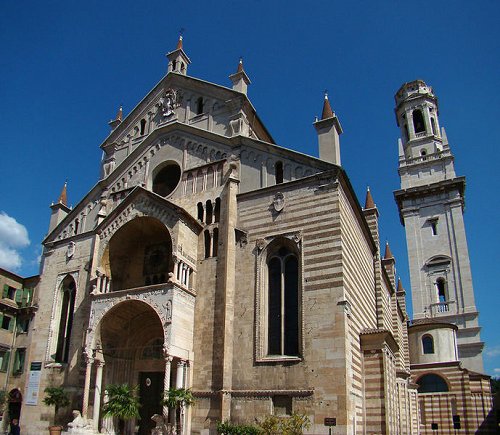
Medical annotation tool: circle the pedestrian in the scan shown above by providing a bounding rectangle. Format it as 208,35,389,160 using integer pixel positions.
9,418,20,435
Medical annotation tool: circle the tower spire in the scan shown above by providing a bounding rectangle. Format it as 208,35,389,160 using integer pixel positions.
364,187,376,209
321,92,334,120
109,104,123,130
383,241,393,260
58,181,68,207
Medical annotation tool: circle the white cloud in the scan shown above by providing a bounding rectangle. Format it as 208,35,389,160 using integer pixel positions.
485,345,500,358
0,212,30,271
494,368,500,374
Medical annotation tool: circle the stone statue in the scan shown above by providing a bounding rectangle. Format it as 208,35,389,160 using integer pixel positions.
65,410,94,434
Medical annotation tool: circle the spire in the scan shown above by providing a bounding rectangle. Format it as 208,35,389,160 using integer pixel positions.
229,57,251,95
321,92,334,120
58,181,68,207
176,34,183,50
108,105,123,130
397,278,404,292
384,241,394,260
364,187,376,209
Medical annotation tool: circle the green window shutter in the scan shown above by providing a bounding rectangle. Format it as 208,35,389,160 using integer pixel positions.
12,350,19,373
2,351,10,372
21,289,29,307
0,313,3,326
2,285,9,299
15,289,22,304
8,317,14,332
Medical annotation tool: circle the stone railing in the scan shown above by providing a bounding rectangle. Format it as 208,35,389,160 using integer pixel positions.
429,300,455,315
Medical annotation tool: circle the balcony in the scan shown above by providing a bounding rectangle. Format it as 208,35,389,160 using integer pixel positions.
429,300,455,316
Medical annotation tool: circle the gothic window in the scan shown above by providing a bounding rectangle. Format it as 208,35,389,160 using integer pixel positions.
205,200,213,224
196,97,204,115
214,198,221,223
212,228,219,257
412,109,425,134
417,374,449,393
275,161,284,184
197,202,204,222
422,335,434,354
430,117,437,135
55,276,76,363
267,245,299,356
204,230,211,259
152,163,181,197
140,118,146,135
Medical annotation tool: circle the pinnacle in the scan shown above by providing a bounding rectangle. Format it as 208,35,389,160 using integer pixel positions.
364,187,376,209
384,241,394,260
237,57,244,73
58,181,68,207
176,35,183,50
321,92,334,120
115,105,123,122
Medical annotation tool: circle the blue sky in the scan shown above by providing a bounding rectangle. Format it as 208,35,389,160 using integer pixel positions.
1,1,499,375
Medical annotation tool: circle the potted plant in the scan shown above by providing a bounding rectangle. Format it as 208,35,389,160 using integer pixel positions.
42,386,70,435
162,387,195,435
101,383,140,435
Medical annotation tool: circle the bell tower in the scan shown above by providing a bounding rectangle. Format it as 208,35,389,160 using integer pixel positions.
393,80,484,372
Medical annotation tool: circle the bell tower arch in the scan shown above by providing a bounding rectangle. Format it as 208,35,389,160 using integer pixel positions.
394,80,484,372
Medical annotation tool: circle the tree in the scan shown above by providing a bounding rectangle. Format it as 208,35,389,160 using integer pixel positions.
102,384,141,435
43,387,70,427
162,388,195,434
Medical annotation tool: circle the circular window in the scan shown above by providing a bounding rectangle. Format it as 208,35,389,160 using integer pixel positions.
152,163,181,197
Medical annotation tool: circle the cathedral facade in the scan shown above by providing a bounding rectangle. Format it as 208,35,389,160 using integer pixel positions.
12,38,494,434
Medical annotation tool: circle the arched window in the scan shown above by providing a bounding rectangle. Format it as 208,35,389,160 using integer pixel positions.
212,228,219,257
413,109,425,134
214,198,221,223
172,60,177,71
422,335,434,354
436,278,447,303
205,200,213,224
55,276,76,363
140,119,146,136
275,161,284,184
204,230,211,259
417,374,449,393
430,117,437,135
186,173,194,194
216,164,223,186
267,246,299,356
197,202,204,222
196,97,204,115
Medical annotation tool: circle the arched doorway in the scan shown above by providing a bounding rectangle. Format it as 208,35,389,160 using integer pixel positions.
98,300,165,435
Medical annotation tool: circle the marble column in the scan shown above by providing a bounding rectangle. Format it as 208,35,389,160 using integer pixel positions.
163,355,173,419
93,359,105,431
82,353,94,418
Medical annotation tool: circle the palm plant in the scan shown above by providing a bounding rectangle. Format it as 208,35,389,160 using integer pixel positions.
161,387,195,434
102,384,140,435
43,386,70,427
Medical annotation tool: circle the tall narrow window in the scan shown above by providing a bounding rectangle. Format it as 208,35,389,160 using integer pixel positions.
214,198,221,223
56,276,76,363
205,200,213,224
413,109,425,133
267,246,299,356
431,220,438,236
186,173,194,194
216,164,223,186
197,202,204,222
206,167,214,189
275,161,284,184
430,117,437,135
422,335,434,354
196,170,204,193
204,231,211,259
140,119,146,135
196,97,204,115
212,228,219,257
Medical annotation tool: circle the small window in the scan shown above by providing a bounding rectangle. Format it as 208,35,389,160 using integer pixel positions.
204,230,211,259
205,200,213,225
275,161,284,184
273,396,292,416
420,149,427,156
196,97,204,115
1,316,11,331
140,119,146,136
17,318,29,333
422,335,434,354
436,278,447,303
12,348,26,375
212,228,219,257
172,60,177,71
152,163,181,197
431,221,438,236
2,285,16,300
214,198,221,223
431,117,437,135
197,202,204,222
0,350,10,372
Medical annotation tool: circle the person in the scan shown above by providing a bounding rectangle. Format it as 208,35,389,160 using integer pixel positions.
9,418,20,435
